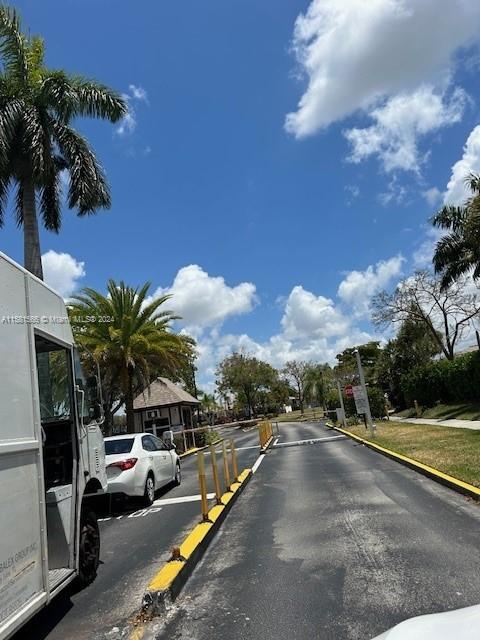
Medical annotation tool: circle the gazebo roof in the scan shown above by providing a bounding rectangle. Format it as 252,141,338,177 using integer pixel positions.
133,377,200,410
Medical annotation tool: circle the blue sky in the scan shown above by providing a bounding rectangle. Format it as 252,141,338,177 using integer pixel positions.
3,0,480,389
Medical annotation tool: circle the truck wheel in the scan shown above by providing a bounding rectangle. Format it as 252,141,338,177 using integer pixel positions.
143,474,155,506
77,508,100,586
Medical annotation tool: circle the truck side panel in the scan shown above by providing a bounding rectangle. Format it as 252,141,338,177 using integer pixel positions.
0,452,44,625
0,257,46,638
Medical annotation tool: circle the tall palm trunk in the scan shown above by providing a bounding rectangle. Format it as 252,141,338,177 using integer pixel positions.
125,367,135,432
22,173,43,279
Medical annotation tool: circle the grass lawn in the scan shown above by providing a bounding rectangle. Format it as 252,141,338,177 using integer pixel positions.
275,408,324,422
393,403,480,421
345,420,480,488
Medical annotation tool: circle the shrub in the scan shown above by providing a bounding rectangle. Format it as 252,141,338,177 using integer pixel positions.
326,386,386,419
401,351,480,407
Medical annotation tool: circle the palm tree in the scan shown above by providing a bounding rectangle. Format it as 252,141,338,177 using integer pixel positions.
432,174,480,289
304,364,327,410
69,281,191,431
0,7,127,278
199,392,218,425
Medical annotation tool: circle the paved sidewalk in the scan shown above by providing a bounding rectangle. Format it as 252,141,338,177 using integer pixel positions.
394,416,480,430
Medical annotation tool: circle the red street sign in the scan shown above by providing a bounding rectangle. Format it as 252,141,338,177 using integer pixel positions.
345,385,354,398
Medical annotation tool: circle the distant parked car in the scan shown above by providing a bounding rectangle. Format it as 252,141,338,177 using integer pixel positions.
104,433,181,505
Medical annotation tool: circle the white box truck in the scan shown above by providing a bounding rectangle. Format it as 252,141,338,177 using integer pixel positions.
0,251,107,639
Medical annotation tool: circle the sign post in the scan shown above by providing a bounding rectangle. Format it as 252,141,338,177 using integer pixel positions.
354,349,375,437
336,380,347,428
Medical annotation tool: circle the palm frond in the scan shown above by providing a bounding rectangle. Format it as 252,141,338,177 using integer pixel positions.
39,166,61,232
52,120,110,213
465,173,480,196
0,173,9,226
70,76,127,122
431,205,466,231
39,71,78,122
0,7,28,86
14,179,22,227
0,98,24,166
26,35,44,85
21,104,53,178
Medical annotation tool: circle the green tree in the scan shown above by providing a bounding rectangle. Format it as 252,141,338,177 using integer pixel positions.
304,363,332,409
198,392,218,424
372,271,480,360
375,317,441,407
282,360,309,414
0,7,127,278
335,342,382,383
216,352,277,418
69,281,191,432
432,174,480,289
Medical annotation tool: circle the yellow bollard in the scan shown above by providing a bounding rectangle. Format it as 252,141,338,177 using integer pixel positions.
222,440,231,491
230,438,239,481
197,452,209,521
209,444,223,505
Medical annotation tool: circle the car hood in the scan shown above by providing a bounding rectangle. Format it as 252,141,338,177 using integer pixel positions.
372,604,480,639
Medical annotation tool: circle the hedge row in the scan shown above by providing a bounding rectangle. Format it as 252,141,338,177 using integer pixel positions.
401,351,480,407
326,386,386,419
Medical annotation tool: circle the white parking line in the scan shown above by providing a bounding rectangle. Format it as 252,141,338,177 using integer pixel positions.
152,493,216,507
203,444,259,455
274,435,346,448
251,454,265,474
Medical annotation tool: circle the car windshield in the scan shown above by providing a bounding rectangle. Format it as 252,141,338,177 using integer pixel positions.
105,438,134,455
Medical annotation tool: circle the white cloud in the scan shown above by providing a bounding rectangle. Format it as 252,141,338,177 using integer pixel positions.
338,255,404,317
378,175,408,206
115,111,136,137
345,86,467,173
422,186,442,207
115,84,149,137
286,0,479,137
281,285,350,339
151,263,402,390
412,226,444,268
444,124,480,205
149,265,257,332
191,278,384,389
128,84,148,103
344,184,360,205
42,250,85,298
285,0,479,171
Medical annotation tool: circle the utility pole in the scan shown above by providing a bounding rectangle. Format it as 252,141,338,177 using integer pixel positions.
336,380,347,428
354,349,375,437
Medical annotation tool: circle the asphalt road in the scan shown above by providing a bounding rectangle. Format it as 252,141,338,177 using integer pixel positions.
15,426,261,640
144,421,480,640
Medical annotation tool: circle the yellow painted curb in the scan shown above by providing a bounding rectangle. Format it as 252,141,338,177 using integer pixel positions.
334,425,480,500
142,466,254,614
178,439,223,459
148,560,185,592
179,522,213,561
179,447,199,458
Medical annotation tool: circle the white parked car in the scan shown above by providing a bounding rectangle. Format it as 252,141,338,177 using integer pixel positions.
104,433,181,505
